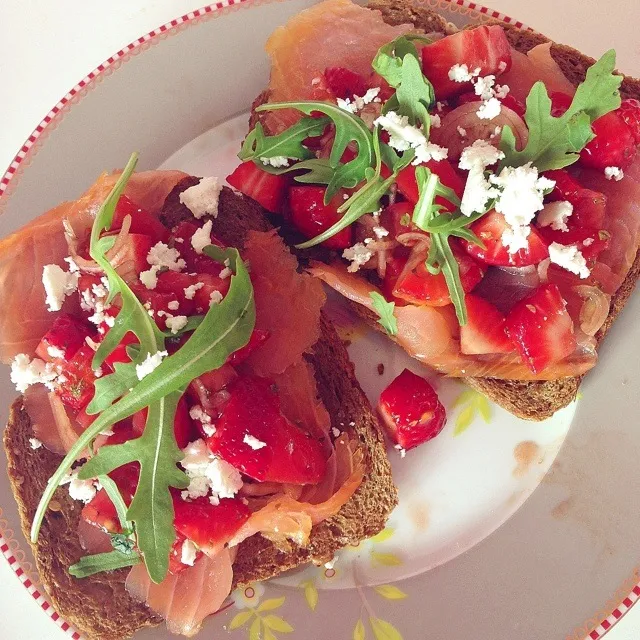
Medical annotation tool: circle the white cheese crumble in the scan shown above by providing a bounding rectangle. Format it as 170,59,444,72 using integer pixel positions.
331,427,341,438
167,300,180,311
448,63,479,83
548,242,590,279
191,220,213,255
189,405,216,437
243,434,267,450
604,166,624,181
219,258,232,280
165,315,188,334
180,439,243,504
474,75,495,100
179,177,222,219
61,471,98,504
47,345,65,359
184,282,204,300
372,225,389,239
337,87,381,113
135,350,168,380
477,97,502,120
537,200,573,232
209,290,224,306
430,113,441,128
374,111,448,166
458,140,504,216
394,444,407,458
181,539,198,566
324,557,337,570
140,268,158,290
261,156,291,168
10,354,58,392
80,279,114,328
457,126,467,137
29,437,43,450
342,242,373,273
147,242,186,272
42,264,79,312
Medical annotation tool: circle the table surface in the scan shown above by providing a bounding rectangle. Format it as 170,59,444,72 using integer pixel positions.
1,0,639,638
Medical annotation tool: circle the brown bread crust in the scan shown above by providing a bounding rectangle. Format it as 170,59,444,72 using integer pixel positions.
4,183,397,638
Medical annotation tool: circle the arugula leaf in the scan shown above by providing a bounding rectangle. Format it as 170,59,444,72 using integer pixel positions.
256,101,374,201
99,474,132,533
111,533,135,555
372,35,432,87
238,118,329,169
500,50,622,171
369,292,398,336
69,549,140,579
265,158,335,185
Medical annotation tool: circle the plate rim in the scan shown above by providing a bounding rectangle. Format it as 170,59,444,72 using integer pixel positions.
0,1,635,638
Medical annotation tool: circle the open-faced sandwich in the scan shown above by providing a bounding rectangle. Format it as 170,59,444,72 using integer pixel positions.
227,0,640,420
1,156,396,638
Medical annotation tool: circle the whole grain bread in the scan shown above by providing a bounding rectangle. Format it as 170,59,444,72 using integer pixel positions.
254,0,640,421
3,181,397,639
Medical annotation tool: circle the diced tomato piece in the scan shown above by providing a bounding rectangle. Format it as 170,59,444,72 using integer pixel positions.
618,98,640,144
113,195,170,242
378,369,446,451
580,110,637,170
324,66,368,99
173,497,250,557
56,343,98,410
288,186,353,249
389,246,484,307
227,161,288,213
35,314,94,362
228,329,270,365
464,210,549,267
395,159,465,209
207,376,327,485
460,294,515,354
192,273,231,314
505,284,576,374
421,25,512,99
380,202,414,239
549,91,573,117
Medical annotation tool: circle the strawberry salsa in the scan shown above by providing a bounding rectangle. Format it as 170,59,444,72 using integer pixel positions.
10,158,364,628
229,19,640,379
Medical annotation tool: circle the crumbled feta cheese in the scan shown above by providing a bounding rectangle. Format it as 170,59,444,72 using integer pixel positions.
549,242,590,278
191,220,213,255
324,557,337,570
459,139,505,172
474,75,496,100
261,156,291,168
477,97,502,120
219,259,232,280
189,405,215,436
140,267,158,290
604,166,624,181
372,225,389,239
61,471,98,504
147,242,186,272
165,315,188,334
583,237,595,247
458,140,504,216
501,224,531,254
42,264,79,312
243,434,267,450
498,60,508,73
209,290,224,306
29,437,42,450
80,281,114,327
47,345,65,359
490,125,502,140
135,350,168,380
457,126,467,137
10,354,58,392
184,282,204,300
180,439,243,502
331,427,341,438
94,368,103,378
430,113,441,128
337,87,381,113
413,141,448,165
537,200,573,232
448,63,474,83
64,256,79,273
181,539,198,566
394,444,407,458
436,101,445,112
179,177,222,219
495,84,510,99
167,300,180,311
342,242,373,273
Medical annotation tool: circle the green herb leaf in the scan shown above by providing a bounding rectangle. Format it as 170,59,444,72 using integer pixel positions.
239,118,329,169
265,158,335,185
111,533,135,555
369,292,398,336
256,101,374,201
69,549,140,579
500,50,622,171
99,474,132,533
372,35,432,87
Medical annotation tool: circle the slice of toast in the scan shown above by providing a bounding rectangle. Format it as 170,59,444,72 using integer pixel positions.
252,0,640,420
3,180,397,639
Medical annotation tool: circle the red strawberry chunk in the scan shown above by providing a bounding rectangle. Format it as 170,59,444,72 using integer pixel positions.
288,185,353,249
113,195,170,243
378,369,446,451
171,221,226,276
227,161,288,213
395,159,464,209
549,91,573,117
505,284,576,374
168,532,202,575
421,25,512,99
618,98,640,144
460,294,515,355
228,329,270,365
324,66,368,99
207,376,327,485
35,314,94,362
580,110,637,170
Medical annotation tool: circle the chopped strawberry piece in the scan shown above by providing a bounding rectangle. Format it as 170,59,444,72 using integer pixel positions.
168,532,201,575
171,221,226,276
389,246,485,307
35,314,94,362
378,369,446,451
288,185,353,249
56,343,98,410
549,91,573,117
106,233,155,284
505,284,577,373
580,110,637,170
537,226,610,261
129,284,180,328
395,159,465,209
113,195,170,242
618,98,640,144
154,271,199,316
103,331,138,371
174,395,197,449
324,66,368,99
173,497,251,557
464,210,550,267
227,161,288,213
228,329,270,365
460,294,515,354
191,273,231,314
421,25,512,99
207,376,327,485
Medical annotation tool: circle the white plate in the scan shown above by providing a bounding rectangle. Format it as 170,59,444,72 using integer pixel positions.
1,1,639,639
